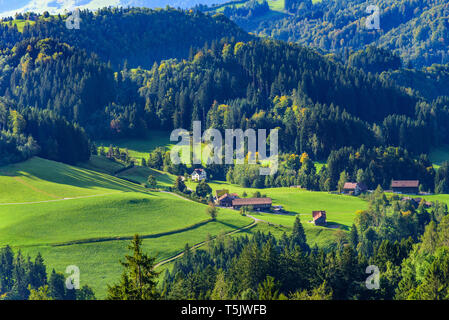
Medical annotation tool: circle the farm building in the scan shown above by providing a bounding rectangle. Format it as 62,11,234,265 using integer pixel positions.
215,189,229,198
232,197,272,211
391,180,419,194
312,211,327,226
343,182,367,195
216,193,239,207
191,168,207,181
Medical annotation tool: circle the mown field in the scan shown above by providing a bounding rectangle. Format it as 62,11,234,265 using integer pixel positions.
0,157,253,298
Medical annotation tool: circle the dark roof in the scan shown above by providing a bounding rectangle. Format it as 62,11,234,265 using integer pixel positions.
391,180,419,188
192,168,205,174
232,198,272,206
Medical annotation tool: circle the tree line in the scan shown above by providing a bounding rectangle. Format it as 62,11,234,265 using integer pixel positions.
0,247,95,300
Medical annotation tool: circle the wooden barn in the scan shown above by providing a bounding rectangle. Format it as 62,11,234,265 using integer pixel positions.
312,211,327,226
391,180,419,194
232,197,272,211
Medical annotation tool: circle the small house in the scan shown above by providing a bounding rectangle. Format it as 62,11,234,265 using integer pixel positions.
312,211,326,226
191,168,207,181
391,180,419,194
343,182,367,196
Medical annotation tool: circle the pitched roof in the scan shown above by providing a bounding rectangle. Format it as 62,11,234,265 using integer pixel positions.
312,211,326,220
218,193,237,201
192,168,205,174
343,182,358,190
391,180,419,188
343,182,367,190
232,197,272,206
216,189,229,197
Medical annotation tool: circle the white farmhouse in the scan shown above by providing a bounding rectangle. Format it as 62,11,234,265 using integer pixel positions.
191,168,207,181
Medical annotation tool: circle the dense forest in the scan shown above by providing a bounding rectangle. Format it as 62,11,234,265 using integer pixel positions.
1,5,449,302
0,7,252,69
0,8,250,165
207,0,449,68
0,7,449,193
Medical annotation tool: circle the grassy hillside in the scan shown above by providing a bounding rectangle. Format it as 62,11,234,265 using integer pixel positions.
117,166,177,187
185,179,368,248
0,191,251,246
0,157,253,298
0,157,146,203
186,180,367,227
96,131,174,164
78,155,126,175
21,217,256,298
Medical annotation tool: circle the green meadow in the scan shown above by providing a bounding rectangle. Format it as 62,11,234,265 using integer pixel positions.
21,219,254,298
0,157,253,298
117,166,177,187
0,157,146,203
0,152,376,298
96,131,174,162
78,155,126,175
186,180,367,227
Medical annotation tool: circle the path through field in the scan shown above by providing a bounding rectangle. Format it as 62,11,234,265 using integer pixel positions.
0,192,120,205
154,218,258,268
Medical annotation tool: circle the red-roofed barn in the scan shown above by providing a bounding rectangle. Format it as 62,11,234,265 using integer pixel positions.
391,180,419,194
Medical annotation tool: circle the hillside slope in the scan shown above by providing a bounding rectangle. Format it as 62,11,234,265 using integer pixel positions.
0,156,253,297
0,7,252,68
212,0,449,68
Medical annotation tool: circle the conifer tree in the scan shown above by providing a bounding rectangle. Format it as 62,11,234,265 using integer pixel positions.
290,216,310,253
107,234,160,300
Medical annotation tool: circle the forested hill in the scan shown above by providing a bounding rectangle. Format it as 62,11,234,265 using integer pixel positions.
1,8,449,168
133,39,447,158
211,0,449,68
0,7,252,68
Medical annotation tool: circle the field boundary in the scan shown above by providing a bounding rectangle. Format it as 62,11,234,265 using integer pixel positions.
154,219,258,268
50,219,214,247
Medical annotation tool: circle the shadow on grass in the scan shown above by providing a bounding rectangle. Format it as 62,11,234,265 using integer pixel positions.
4,157,149,194
215,220,244,230
324,221,349,231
